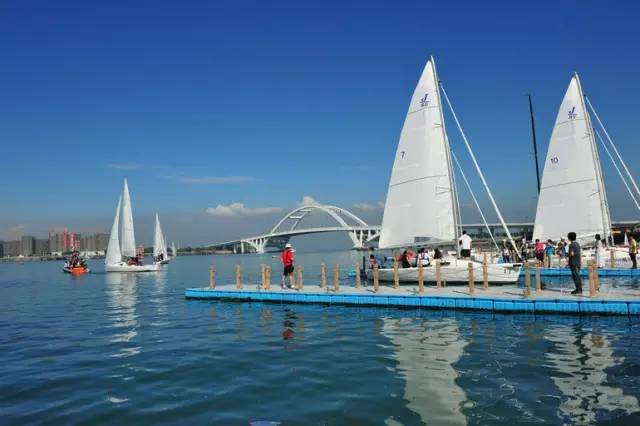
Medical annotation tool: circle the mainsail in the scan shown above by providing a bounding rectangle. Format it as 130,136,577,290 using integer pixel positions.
120,178,137,257
379,57,456,248
105,196,122,266
533,74,611,244
153,213,166,258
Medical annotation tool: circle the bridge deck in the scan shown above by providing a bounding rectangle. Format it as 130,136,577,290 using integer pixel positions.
186,283,640,316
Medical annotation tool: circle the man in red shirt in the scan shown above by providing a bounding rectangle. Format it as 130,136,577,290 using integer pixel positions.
280,243,295,289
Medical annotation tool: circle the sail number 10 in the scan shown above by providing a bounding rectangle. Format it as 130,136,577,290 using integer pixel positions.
550,156,559,165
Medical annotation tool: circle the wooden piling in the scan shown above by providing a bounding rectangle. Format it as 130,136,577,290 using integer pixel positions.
393,261,400,289
297,265,303,290
594,263,600,293
333,264,340,292
482,253,489,289
610,249,616,268
467,262,475,295
355,263,361,288
435,260,442,288
535,260,542,293
209,266,215,289
320,263,327,288
418,262,424,294
373,265,379,292
266,266,271,289
524,262,531,297
235,264,241,289
589,262,597,297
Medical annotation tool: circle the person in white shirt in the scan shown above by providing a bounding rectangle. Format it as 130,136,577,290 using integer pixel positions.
459,230,472,258
417,248,430,266
594,234,605,268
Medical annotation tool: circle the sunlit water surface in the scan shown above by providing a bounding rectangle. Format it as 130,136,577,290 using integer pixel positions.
2,251,640,425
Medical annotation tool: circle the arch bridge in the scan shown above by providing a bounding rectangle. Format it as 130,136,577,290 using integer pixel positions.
209,204,381,254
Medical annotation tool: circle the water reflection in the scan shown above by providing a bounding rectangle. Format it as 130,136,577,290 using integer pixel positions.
382,317,469,425
105,273,140,357
545,325,639,423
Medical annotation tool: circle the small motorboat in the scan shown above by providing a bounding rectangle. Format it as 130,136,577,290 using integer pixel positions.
63,265,90,275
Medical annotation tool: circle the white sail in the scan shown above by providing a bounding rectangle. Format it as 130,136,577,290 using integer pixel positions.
162,234,168,258
171,242,177,258
120,179,137,257
533,74,611,244
153,213,165,257
105,196,122,266
379,57,456,248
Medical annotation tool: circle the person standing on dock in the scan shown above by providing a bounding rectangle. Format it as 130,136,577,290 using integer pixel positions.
280,243,295,289
534,239,545,263
629,236,638,269
545,240,555,267
459,230,472,258
567,232,582,295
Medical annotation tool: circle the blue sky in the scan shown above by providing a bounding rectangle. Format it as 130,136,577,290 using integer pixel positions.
1,0,639,245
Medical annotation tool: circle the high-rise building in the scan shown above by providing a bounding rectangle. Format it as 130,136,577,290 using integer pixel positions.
20,236,36,256
34,239,50,256
3,241,19,257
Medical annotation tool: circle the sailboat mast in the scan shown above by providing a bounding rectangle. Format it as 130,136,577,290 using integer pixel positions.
527,94,541,194
431,56,461,251
577,74,612,242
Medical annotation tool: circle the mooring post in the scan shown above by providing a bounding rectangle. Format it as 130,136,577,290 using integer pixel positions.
467,262,475,295
209,266,215,289
373,265,379,292
260,264,266,289
595,263,600,293
235,264,241,289
321,263,327,288
418,262,424,294
589,262,597,297
535,260,542,292
355,263,361,288
333,264,340,291
524,261,531,297
393,260,399,289
482,253,489,289
436,260,442,288
297,265,303,290
610,249,615,268
266,266,271,289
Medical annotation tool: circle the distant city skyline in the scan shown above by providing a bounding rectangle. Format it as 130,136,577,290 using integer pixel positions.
2,1,639,246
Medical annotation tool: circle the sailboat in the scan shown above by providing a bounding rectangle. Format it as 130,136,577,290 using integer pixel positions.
533,73,631,267
367,57,521,284
153,213,170,265
171,242,178,260
105,179,160,272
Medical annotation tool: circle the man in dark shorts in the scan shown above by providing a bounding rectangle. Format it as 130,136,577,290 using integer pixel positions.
567,232,582,295
280,243,295,289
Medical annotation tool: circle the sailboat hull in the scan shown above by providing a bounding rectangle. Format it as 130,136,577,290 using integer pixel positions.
366,261,521,284
105,262,160,272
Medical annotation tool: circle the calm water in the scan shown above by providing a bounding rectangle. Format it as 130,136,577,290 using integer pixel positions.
2,250,640,425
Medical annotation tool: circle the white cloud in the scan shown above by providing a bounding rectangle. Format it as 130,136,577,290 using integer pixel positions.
205,203,283,217
354,202,384,211
106,162,140,170
297,195,320,207
168,175,260,184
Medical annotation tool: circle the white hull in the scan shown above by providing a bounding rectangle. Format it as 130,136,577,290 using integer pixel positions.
105,262,160,272
366,261,521,284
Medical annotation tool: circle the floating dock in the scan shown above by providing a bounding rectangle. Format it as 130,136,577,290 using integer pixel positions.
185,284,640,316
524,267,640,277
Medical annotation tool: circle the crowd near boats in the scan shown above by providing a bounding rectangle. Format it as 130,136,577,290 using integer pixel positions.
66,56,639,285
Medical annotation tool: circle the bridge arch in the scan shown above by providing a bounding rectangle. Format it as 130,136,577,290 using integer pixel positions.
270,204,369,234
